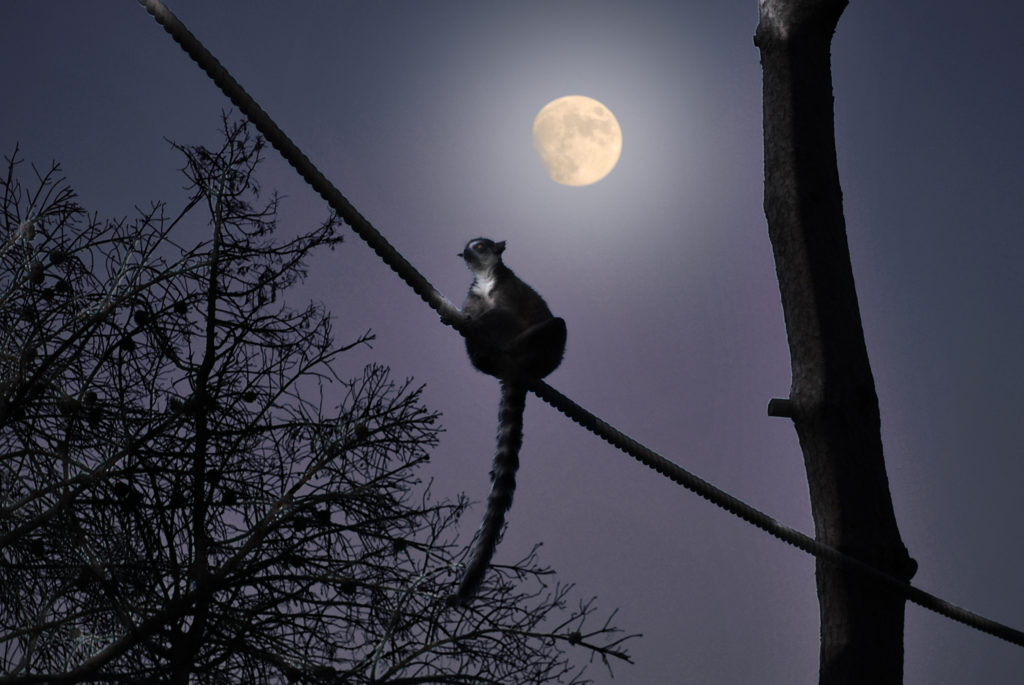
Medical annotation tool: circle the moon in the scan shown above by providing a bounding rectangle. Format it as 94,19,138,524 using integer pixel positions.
532,95,622,186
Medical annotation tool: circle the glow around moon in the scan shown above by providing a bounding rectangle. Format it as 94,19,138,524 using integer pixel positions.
532,95,622,186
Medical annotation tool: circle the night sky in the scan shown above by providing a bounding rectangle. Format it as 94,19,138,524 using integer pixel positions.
3,2,1023,682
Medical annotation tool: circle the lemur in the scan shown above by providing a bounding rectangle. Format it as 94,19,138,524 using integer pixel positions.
451,238,566,606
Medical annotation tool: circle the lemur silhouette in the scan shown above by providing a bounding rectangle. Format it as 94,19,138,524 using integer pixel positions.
451,238,566,605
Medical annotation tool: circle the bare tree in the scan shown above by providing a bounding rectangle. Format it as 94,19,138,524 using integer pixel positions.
0,117,632,684
756,1,917,683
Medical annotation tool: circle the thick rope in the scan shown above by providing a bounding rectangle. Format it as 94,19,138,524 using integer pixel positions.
527,379,1024,647
136,0,465,329
138,0,1024,649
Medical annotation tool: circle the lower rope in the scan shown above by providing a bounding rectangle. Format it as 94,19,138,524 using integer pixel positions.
528,378,1024,648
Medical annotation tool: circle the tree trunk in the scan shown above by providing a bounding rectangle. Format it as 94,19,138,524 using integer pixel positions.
755,1,917,682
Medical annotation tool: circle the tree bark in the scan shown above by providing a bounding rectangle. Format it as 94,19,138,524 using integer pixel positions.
755,1,917,682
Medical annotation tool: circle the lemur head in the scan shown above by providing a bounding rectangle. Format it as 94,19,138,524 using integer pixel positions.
459,238,506,273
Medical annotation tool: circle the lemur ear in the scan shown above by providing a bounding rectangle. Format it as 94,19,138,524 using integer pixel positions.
495,241,506,254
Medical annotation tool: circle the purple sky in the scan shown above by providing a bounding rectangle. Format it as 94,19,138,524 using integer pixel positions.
4,2,1023,682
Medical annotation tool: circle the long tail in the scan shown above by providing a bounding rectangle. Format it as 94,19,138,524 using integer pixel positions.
452,380,527,606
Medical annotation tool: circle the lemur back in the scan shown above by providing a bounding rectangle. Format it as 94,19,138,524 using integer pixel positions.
451,238,566,606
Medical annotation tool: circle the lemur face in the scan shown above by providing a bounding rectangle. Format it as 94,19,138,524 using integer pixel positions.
459,238,506,271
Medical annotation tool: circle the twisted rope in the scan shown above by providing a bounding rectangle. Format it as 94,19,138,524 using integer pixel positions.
137,0,466,328
528,379,1024,646
138,0,1024,649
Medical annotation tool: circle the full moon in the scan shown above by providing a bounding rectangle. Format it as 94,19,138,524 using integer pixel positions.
532,95,622,186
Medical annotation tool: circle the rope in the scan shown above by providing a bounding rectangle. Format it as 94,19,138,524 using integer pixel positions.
136,0,466,329
528,379,1024,647
138,0,1024,649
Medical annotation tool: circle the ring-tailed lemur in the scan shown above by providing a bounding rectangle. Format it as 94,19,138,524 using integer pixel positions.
451,238,566,606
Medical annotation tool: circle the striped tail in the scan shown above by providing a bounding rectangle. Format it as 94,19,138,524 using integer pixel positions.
451,380,527,606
